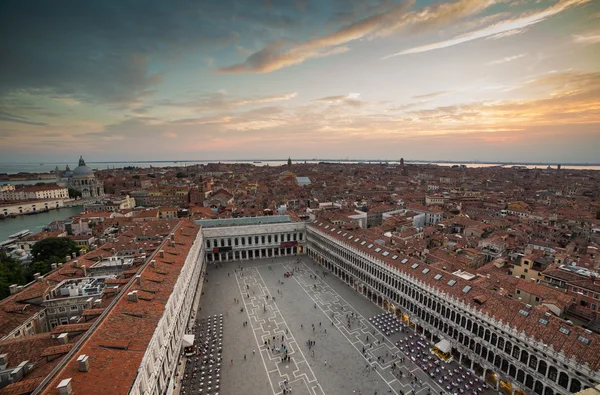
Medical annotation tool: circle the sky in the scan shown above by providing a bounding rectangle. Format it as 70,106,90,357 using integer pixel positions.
0,0,599,164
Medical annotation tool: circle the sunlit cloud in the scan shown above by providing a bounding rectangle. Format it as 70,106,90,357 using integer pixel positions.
486,53,527,65
383,0,590,58
218,0,499,73
572,30,600,44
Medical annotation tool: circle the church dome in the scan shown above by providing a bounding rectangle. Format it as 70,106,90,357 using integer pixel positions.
72,156,94,177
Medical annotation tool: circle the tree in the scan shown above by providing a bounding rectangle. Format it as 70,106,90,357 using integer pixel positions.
68,188,82,199
30,237,79,275
176,172,186,178
0,252,26,299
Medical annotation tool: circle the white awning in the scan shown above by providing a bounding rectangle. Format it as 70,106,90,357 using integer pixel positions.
435,339,451,354
182,334,195,347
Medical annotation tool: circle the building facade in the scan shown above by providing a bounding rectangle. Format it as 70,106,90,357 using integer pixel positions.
56,156,105,198
305,223,598,395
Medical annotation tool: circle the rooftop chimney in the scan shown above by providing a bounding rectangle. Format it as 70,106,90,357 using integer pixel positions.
170,234,175,241
57,378,73,395
135,275,142,286
9,284,18,295
79,249,85,256
71,252,77,259
151,259,156,268
51,263,57,270
77,354,89,372
0,354,8,369
159,250,164,258
57,333,69,344
66,255,71,262
82,265,87,277
72,260,78,268
128,291,138,302
34,273,43,282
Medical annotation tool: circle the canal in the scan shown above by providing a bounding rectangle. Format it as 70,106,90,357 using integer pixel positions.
0,206,83,241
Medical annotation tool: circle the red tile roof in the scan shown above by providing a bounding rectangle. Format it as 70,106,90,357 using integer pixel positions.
39,220,200,395
308,220,600,370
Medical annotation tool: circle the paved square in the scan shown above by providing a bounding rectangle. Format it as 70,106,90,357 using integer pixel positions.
182,256,494,395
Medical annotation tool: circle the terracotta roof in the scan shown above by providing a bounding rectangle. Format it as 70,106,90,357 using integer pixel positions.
39,220,200,395
50,323,92,335
0,377,44,395
308,220,600,370
40,344,74,358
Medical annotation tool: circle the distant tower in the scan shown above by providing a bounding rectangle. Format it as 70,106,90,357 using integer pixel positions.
287,157,292,171
557,164,561,170
400,157,408,176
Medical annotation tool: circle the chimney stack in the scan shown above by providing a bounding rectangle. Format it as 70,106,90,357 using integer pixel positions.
73,260,78,268
51,263,57,270
57,333,69,344
82,265,87,277
79,249,85,256
66,255,71,262
128,291,138,302
0,354,8,369
57,378,73,395
170,234,175,242
135,275,142,286
77,354,90,372
34,273,42,282
151,259,156,268
159,250,164,258
9,284,18,295
72,252,77,259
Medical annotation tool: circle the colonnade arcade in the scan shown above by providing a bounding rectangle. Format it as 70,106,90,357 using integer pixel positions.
203,228,304,263
306,227,594,395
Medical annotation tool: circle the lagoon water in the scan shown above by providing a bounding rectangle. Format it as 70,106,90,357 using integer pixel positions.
0,206,83,242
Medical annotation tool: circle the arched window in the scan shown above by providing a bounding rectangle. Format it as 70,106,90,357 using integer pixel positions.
520,350,528,364
528,354,537,369
512,345,520,359
537,359,547,375
547,366,558,381
504,341,512,355
516,369,525,383
570,379,582,393
558,372,569,389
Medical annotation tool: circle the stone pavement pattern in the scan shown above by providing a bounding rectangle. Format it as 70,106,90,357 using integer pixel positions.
186,256,495,395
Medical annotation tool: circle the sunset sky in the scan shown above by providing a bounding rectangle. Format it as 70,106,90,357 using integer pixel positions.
0,0,599,163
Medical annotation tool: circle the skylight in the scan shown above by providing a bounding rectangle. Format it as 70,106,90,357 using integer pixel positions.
330,228,336,232
538,318,548,326
361,241,366,245
462,285,472,294
411,263,419,269
559,327,570,335
337,231,342,234
422,268,430,274
578,336,591,345
434,274,442,280
348,235,353,240
342,233,347,237
354,238,360,242
375,247,382,252
325,225,329,229
448,280,457,287
519,309,529,317
383,251,390,256
368,244,373,248
392,255,398,260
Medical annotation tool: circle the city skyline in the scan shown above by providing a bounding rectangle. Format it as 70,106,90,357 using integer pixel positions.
1,0,599,163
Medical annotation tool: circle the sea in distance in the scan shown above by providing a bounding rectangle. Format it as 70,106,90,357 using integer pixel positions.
1,160,599,177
